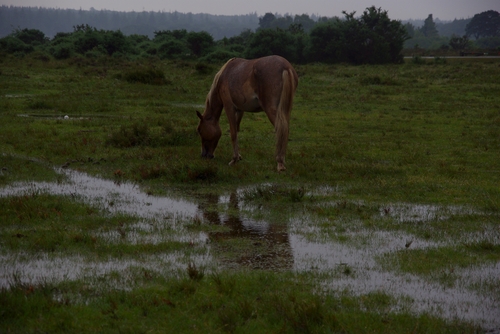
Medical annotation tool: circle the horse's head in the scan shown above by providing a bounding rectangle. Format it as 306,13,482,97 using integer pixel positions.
196,111,221,159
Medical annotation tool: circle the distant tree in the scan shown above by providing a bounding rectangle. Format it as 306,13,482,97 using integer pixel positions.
259,13,276,29
219,29,254,54
73,28,102,54
420,14,439,37
185,31,214,56
309,7,408,64
474,36,500,48
308,20,345,63
404,22,415,38
73,24,95,33
258,13,295,30
102,30,130,55
293,14,316,32
288,23,304,35
436,18,470,37
272,16,293,30
449,35,470,50
154,29,188,42
245,28,298,62
358,6,409,63
465,10,500,39
0,36,34,54
158,39,189,59
13,28,47,45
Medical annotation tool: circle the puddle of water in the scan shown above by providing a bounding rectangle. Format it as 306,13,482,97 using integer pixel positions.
289,231,500,329
198,192,293,270
16,114,120,120
0,251,211,288
380,203,477,223
0,167,198,219
5,94,34,98
0,163,499,330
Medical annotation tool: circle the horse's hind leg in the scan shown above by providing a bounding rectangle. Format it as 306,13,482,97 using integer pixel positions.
264,108,287,172
226,108,243,165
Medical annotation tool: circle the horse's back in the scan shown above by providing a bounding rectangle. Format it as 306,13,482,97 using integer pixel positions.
222,56,296,83
219,56,297,112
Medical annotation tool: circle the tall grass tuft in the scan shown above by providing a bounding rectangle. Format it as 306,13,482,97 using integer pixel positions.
187,262,204,281
106,123,151,147
121,67,171,85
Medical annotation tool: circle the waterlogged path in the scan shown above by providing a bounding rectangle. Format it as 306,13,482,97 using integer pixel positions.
1,166,499,330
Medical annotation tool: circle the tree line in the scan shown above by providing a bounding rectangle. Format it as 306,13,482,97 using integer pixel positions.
0,5,258,40
1,6,498,65
404,10,500,50
1,7,410,65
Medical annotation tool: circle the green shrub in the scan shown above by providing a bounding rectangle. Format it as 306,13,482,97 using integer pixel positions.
50,43,73,59
0,36,34,54
122,67,170,85
198,49,238,64
194,62,214,74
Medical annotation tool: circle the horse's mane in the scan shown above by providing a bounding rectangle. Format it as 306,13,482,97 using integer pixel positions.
206,58,235,107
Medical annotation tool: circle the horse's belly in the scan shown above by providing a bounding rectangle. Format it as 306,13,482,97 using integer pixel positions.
233,94,262,112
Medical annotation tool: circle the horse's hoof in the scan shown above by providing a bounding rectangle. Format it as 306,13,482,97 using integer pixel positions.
229,155,242,166
277,164,286,172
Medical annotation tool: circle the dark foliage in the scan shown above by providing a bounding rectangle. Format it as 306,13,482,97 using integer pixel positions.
1,6,497,64
121,67,170,85
308,7,408,64
466,10,500,39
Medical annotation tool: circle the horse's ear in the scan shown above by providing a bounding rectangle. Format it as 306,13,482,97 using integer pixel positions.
196,111,203,120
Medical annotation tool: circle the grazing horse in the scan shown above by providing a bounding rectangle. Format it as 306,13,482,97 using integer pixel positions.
196,55,298,172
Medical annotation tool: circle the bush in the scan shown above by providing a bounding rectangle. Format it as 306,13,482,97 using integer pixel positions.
245,28,298,62
0,36,34,54
194,62,214,74
84,45,107,59
475,36,500,49
309,7,408,64
50,43,73,59
13,28,47,45
122,67,170,85
158,39,190,59
198,49,239,64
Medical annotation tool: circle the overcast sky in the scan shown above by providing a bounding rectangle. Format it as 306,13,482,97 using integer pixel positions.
1,0,498,21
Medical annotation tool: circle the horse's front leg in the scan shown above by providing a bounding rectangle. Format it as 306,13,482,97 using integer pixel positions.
226,109,243,165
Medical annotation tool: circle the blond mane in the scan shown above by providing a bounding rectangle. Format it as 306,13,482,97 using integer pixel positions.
206,58,235,107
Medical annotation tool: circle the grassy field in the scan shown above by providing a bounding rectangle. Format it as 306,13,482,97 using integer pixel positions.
1,53,499,333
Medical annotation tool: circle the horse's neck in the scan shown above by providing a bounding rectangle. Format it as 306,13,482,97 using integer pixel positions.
204,93,223,121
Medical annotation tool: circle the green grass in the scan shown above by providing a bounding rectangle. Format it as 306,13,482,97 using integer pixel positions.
1,53,499,332
1,271,479,333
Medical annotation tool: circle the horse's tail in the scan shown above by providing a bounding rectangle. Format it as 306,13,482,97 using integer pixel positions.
275,68,297,169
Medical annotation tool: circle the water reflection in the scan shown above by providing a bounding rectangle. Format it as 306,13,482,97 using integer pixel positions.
198,192,293,270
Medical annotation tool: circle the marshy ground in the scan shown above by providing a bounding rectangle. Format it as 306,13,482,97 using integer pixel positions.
1,54,499,332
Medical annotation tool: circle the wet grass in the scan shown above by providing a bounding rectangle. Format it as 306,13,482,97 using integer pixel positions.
381,243,500,276
1,271,479,333
1,53,499,332
0,192,201,257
